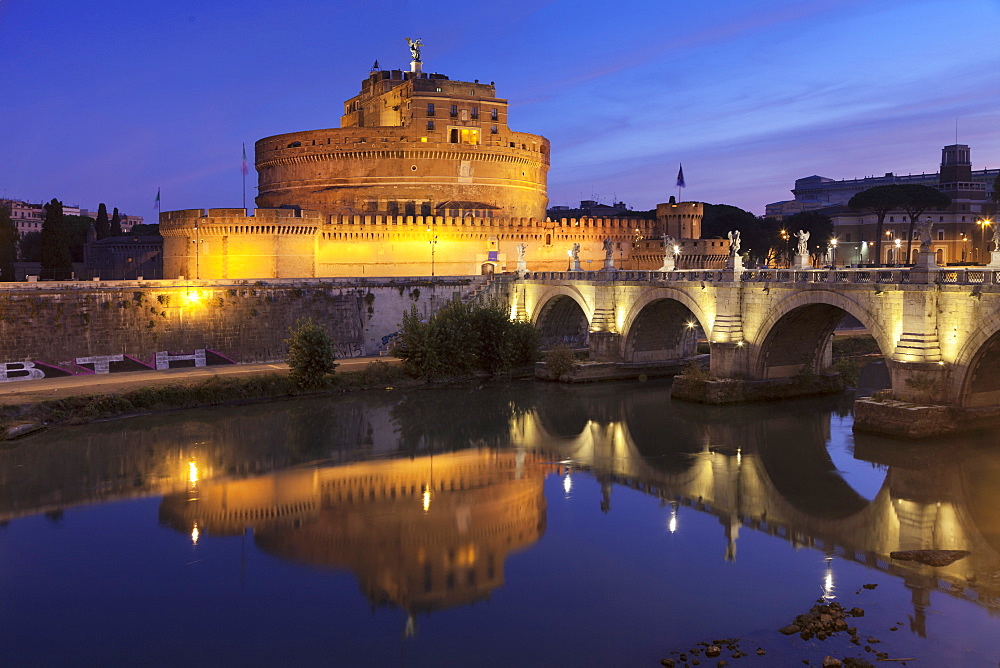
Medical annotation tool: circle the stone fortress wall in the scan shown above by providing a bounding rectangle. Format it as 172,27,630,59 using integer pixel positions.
160,208,690,279
0,277,484,373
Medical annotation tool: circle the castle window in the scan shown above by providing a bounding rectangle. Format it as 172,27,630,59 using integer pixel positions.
450,104,458,118
450,127,480,145
937,229,944,240
491,108,498,121
427,120,434,130
491,125,498,134
471,107,479,118
426,103,435,116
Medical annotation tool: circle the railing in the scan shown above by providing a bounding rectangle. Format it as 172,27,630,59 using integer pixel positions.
522,267,1000,286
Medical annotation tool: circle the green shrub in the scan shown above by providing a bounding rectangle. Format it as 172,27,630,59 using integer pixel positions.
394,298,538,378
544,346,576,378
285,318,338,388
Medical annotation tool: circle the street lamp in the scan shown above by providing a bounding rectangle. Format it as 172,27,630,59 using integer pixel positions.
427,228,438,277
780,229,789,267
894,238,901,267
978,218,994,264
829,238,838,268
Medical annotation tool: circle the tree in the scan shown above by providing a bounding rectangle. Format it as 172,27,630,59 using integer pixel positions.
285,318,338,388
0,202,17,281
18,231,41,263
95,203,110,240
848,185,905,265
63,215,95,263
110,207,123,237
40,198,72,280
394,298,538,378
700,203,779,266
897,184,951,261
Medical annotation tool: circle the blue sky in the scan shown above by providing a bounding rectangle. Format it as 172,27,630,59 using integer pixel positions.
1,0,998,220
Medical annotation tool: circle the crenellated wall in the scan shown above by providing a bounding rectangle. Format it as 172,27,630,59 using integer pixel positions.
160,208,662,278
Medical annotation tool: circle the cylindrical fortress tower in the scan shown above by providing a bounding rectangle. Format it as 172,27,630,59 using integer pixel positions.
256,67,549,220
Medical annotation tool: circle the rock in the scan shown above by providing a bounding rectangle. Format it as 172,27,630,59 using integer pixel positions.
862,584,877,590
822,657,842,667
889,549,971,567
889,626,898,631
756,648,765,656
849,607,865,617
660,660,675,667
819,613,832,624
716,662,727,668
705,646,721,658
834,619,848,631
843,659,875,668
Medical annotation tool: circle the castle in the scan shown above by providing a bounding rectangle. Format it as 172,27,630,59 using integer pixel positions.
161,42,709,279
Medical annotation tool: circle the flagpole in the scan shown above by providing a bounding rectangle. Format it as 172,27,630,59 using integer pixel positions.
242,143,248,211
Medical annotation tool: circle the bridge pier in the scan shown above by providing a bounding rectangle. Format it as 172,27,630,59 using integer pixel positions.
588,332,623,362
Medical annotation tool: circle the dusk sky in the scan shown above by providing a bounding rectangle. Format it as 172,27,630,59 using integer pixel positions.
2,0,998,221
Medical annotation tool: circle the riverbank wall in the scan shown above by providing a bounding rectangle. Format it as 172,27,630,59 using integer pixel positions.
0,276,487,378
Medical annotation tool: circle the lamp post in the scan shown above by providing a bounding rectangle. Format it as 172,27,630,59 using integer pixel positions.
780,229,789,267
894,238,901,267
829,238,838,269
978,218,994,264
427,228,438,277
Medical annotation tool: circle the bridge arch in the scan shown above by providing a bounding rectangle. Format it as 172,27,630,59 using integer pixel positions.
620,288,712,363
748,290,894,380
529,286,593,349
951,312,1000,407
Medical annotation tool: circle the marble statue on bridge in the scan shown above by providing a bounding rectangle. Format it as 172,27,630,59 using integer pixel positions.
660,234,678,272
727,230,741,256
795,229,810,256
602,238,616,271
917,218,934,250
570,243,581,271
516,242,528,276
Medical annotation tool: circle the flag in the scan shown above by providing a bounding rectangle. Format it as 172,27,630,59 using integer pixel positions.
242,143,249,176
154,188,161,210
676,163,686,188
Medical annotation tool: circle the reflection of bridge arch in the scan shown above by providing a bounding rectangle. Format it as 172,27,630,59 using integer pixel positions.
952,313,1000,407
530,286,593,348
749,290,892,380
620,289,710,363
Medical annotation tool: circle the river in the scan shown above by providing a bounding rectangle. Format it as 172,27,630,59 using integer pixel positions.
1,379,998,666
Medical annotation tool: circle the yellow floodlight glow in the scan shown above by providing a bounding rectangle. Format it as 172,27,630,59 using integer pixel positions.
185,290,203,305
191,523,200,546
422,484,431,512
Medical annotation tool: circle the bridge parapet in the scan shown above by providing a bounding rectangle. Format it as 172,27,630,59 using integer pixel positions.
522,267,1000,288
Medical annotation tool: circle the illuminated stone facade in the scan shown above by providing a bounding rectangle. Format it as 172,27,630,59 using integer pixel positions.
160,50,706,278
256,66,549,221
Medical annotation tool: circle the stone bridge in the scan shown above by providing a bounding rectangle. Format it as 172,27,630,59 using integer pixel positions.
505,266,1000,413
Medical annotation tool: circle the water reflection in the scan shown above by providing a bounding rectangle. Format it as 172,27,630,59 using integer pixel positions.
159,449,549,614
2,381,999,629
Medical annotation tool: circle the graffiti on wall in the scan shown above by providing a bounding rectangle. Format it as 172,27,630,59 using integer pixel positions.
0,349,236,383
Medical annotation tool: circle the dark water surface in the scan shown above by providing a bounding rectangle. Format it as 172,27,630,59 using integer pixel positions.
2,380,999,666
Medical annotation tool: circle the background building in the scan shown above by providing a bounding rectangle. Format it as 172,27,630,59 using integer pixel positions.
828,145,998,266
767,145,998,221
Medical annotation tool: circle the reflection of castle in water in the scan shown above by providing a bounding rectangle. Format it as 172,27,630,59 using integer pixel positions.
159,450,549,614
